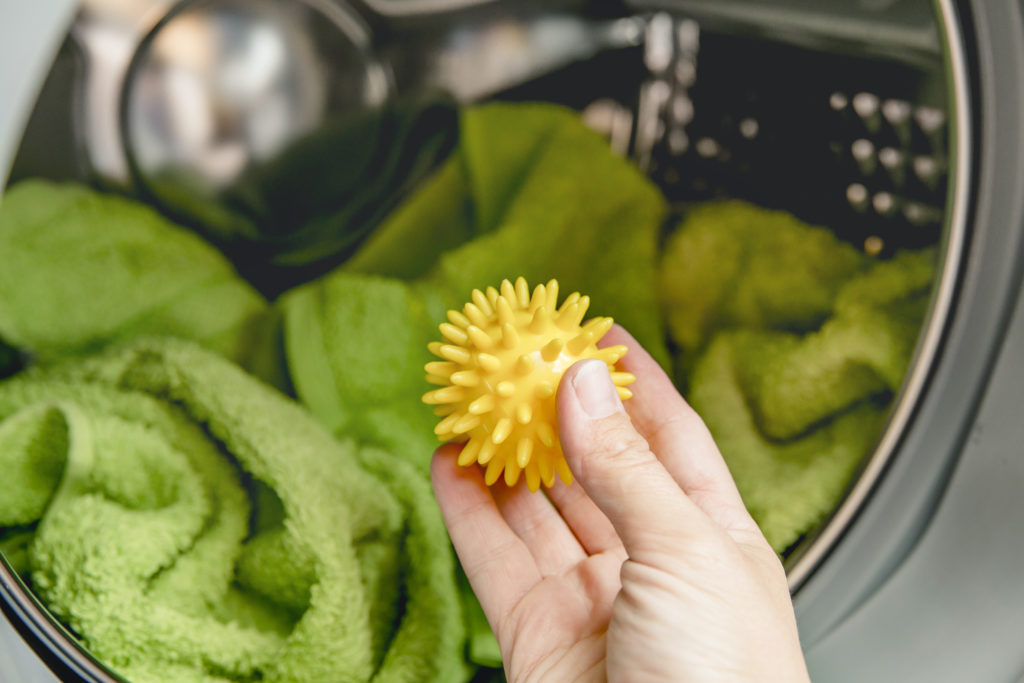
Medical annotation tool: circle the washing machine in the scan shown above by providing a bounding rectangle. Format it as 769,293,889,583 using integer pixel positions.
1,0,1024,681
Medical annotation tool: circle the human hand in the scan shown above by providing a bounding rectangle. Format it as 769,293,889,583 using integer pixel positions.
430,326,810,682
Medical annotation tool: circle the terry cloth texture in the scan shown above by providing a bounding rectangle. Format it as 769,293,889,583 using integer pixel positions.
0,339,469,683
661,201,936,551
660,200,867,358
0,181,278,383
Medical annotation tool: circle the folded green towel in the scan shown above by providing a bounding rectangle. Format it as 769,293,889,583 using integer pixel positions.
734,249,935,440
660,200,867,356
0,181,277,382
0,339,469,683
688,332,886,552
662,201,935,551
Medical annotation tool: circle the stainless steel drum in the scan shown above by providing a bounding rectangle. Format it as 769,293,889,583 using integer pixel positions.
3,1,1024,681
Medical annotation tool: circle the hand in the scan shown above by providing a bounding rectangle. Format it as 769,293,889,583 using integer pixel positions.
430,326,810,682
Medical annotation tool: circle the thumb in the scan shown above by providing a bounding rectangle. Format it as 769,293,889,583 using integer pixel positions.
557,359,713,559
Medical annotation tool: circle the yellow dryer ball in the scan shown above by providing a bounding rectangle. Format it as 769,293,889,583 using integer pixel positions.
423,277,635,492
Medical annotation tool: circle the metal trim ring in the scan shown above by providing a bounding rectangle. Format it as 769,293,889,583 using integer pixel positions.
785,0,974,591
0,555,118,682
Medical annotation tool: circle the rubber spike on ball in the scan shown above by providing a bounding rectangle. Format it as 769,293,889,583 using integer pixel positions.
423,277,635,491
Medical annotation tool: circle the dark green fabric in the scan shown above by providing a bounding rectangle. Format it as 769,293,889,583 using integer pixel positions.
0,339,470,683
158,93,460,297
0,339,21,380
341,104,669,360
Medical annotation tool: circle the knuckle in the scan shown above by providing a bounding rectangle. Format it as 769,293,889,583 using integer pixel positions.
589,418,652,464
647,408,703,444
575,418,663,490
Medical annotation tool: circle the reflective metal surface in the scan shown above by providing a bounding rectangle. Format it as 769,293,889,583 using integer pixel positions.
0,615,59,683
72,0,645,219
73,0,178,182
123,0,389,209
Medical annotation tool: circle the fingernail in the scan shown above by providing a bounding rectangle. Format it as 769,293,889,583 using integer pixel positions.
572,360,623,419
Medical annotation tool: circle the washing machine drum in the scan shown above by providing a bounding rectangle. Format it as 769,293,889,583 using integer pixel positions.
1,0,1022,681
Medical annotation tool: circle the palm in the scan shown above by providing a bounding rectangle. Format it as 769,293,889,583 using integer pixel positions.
442,470,628,682
499,536,624,681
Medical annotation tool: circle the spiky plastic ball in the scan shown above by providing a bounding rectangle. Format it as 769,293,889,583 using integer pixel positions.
423,277,635,491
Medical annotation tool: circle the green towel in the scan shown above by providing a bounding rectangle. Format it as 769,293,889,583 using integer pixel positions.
0,339,469,683
687,332,886,552
344,102,668,361
0,181,277,382
661,201,935,551
660,200,867,357
733,249,935,441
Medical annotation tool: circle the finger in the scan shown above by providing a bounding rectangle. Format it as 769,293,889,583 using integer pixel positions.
545,480,625,559
601,325,758,534
557,359,717,560
491,481,587,576
431,444,541,625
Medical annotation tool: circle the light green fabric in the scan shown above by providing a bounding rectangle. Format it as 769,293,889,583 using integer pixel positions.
660,200,867,356
283,274,441,474
346,102,668,362
662,201,936,551
0,339,469,683
688,332,886,553
732,249,935,441
0,181,277,381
